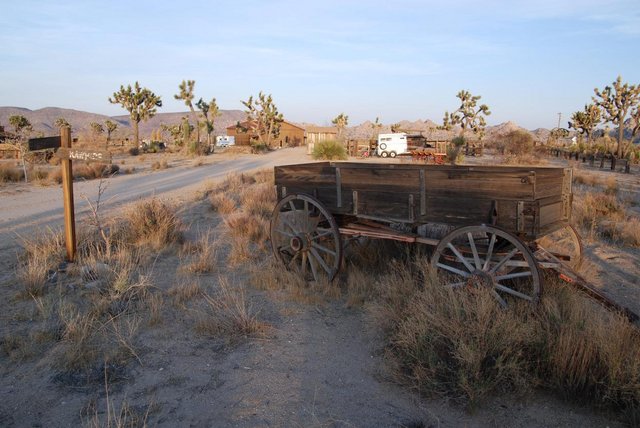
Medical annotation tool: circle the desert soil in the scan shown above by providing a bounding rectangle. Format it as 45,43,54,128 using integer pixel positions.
1,148,637,427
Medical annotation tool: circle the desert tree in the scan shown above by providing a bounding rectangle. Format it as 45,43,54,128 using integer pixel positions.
7,115,33,182
54,117,70,130
371,117,383,138
239,92,284,150
390,122,402,133
108,82,162,147
196,97,220,152
105,119,118,146
442,90,491,139
593,76,640,158
174,79,200,149
89,122,105,145
332,113,349,140
568,104,600,146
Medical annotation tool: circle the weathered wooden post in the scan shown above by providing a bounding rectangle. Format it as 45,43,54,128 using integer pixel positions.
60,126,76,262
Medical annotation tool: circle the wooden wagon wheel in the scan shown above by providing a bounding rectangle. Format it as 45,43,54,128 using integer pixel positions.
270,194,343,283
430,225,542,306
535,224,583,269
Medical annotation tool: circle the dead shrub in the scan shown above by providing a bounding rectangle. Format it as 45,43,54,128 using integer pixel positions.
73,163,119,180
17,230,66,297
168,280,202,307
224,212,269,245
572,191,624,236
209,192,237,214
0,163,24,183
239,182,277,218
151,159,169,170
376,260,640,422
117,198,183,250
180,230,219,274
196,277,268,339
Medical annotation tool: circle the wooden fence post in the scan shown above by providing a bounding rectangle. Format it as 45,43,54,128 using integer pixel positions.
60,126,76,262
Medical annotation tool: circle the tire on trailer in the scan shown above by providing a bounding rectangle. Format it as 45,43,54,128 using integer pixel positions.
430,224,542,306
381,151,389,158
389,151,397,158
270,194,342,283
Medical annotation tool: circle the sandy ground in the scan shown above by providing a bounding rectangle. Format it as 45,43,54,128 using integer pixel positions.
0,148,638,427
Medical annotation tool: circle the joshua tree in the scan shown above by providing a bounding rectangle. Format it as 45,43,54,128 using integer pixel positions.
593,76,640,158
7,115,33,182
54,117,70,130
332,113,349,140
390,122,402,133
442,90,491,138
371,117,383,138
196,97,220,151
105,120,118,146
174,79,200,148
89,122,105,145
568,104,601,146
9,115,32,135
108,82,162,147
239,92,284,149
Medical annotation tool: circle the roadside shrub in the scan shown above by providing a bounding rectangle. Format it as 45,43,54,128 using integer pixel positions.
377,262,640,422
312,140,347,160
128,147,139,156
73,163,119,180
496,130,533,156
117,198,183,250
151,159,168,170
0,163,24,183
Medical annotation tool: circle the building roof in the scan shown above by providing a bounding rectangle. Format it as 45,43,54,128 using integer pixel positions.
226,120,305,131
304,126,338,134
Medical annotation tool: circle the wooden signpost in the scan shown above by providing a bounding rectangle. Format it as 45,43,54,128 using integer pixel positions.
56,126,112,262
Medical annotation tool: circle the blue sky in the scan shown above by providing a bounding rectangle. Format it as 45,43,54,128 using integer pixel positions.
1,0,639,129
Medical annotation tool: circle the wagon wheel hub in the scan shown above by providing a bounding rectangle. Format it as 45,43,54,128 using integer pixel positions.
470,270,495,289
289,235,308,252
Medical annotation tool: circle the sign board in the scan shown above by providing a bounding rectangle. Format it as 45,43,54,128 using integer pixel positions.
28,136,61,151
55,147,112,163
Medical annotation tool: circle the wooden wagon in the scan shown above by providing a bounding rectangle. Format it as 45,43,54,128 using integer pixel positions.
270,161,634,317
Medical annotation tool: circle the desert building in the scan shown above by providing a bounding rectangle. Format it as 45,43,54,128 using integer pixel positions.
304,126,338,154
226,121,305,147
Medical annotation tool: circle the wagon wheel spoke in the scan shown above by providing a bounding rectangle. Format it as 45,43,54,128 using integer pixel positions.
311,229,333,241
446,243,475,273
310,248,332,276
308,251,320,282
287,251,300,268
495,271,533,281
311,241,336,257
491,290,508,308
300,252,308,277
467,232,482,270
483,233,497,271
274,228,295,238
495,283,533,301
489,247,519,274
436,262,471,278
280,216,300,235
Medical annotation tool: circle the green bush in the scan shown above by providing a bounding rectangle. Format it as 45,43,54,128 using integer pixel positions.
311,140,347,160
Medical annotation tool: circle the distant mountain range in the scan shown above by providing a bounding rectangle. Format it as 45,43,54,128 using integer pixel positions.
0,106,570,143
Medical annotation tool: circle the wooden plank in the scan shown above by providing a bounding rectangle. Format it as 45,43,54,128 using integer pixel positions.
28,136,60,151
60,127,76,262
423,169,536,200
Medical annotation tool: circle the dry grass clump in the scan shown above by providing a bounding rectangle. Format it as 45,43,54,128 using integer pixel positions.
374,260,640,422
224,212,270,245
151,159,169,170
209,192,237,214
168,280,202,307
0,163,24,183
240,182,277,217
116,198,183,250
180,229,219,274
17,230,66,297
73,163,120,180
196,277,268,339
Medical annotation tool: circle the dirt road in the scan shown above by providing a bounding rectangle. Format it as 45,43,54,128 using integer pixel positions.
0,147,311,254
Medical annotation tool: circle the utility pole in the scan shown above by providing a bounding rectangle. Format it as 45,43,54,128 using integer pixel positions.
557,112,562,130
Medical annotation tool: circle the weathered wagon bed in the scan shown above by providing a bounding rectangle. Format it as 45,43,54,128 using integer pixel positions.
274,162,572,239
270,161,636,320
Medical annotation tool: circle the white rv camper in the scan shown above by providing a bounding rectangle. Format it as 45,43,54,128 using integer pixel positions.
376,133,407,158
